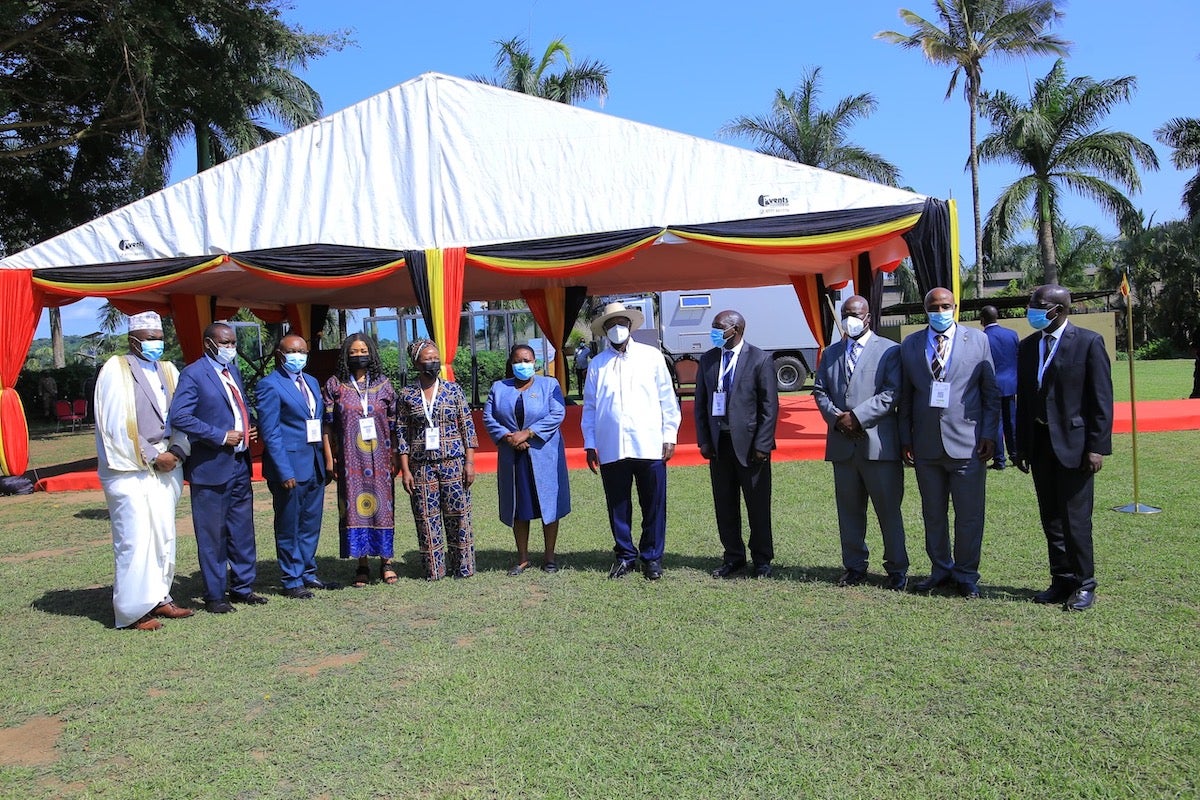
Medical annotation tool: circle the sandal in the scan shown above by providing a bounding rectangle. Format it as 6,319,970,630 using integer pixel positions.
352,564,370,588
380,560,399,585
507,561,532,576
542,562,559,574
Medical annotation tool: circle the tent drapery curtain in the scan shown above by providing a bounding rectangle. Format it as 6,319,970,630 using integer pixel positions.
0,270,43,475
902,197,960,301
521,286,588,395
406,248,465,381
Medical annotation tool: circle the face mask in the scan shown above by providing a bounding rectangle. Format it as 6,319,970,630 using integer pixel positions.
419,360,441,376
347,355,371,371
606,325,629,346
927,310,954,332
710,327,732,348
843,316,868,339
209,339,238,366
282,353,308,373
512,362,536,380
137,340,164,361
1026,307,1054,331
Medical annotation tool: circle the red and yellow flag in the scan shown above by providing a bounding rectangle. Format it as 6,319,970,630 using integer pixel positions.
1120,273,1131,297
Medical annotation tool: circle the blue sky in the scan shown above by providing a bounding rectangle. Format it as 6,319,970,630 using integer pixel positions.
41,0,1200,337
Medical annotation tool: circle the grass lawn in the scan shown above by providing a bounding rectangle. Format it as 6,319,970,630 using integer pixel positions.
1,365,1197,798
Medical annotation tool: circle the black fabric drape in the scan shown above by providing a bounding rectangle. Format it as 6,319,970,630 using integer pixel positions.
673,203,926,240
817,274,835,347
469,227,662,261
32,254,220,284
233,244,404,275
902,198,953,296
404,250,433,340
562,286,588,347
856,252,884,330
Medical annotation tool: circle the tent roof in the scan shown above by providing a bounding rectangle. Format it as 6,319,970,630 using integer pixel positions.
0,72,936,310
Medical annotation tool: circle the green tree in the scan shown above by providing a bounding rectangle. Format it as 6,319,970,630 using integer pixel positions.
1155,116,1200,221
1119,217,1200,353
978,59,1158,285
719,66,901,185
877,0,1069,295
471,36,609,105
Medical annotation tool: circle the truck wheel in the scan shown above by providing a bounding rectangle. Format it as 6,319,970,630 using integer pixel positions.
774,355,807,392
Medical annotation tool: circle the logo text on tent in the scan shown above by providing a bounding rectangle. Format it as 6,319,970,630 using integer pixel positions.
757,194,789,208
118,239,144,251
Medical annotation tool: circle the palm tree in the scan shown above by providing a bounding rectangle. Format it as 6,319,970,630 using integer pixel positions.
719,67,901,185
978,59,1158,285
1155,116,1200,221
471,36,609,105
877,0,1069,294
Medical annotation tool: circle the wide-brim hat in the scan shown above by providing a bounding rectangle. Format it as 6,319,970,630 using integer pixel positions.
590,302,645,338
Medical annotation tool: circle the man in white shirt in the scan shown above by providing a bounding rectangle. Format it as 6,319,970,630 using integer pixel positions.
582,302,681,580
94,311,193,630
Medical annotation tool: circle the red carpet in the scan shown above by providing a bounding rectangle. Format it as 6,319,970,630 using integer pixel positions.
27,396,1200,492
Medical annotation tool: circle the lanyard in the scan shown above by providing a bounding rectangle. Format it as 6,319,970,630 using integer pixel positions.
717,349,737,389
420,379,440,427
351,374,370,417
1037,334,1062,388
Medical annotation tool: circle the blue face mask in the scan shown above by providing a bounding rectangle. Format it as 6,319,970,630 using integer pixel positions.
512,362,536,380
927,310,955,332
1026,307,1054,330
710,328,731,348
282,353,308,373
138,340,164,362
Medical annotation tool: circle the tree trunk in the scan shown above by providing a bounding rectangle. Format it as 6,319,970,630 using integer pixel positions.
1038,189,1059,285
50,307,65,368
337,310,348,342
969,87,984,298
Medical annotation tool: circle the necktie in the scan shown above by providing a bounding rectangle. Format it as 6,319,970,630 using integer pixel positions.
721,349,733,392
931,334,949,380
847,341,860,377
296,374,315,416
222,368,249,448
1039,334,1054,387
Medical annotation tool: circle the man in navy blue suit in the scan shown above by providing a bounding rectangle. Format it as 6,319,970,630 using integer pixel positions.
168,322,267,613
981,305,1019,470
256,334,336,599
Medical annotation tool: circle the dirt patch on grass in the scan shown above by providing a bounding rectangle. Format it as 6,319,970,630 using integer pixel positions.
520,584,549,609
409,617,438,629
0,540,109,564
282,652,365,678
0,715,62,766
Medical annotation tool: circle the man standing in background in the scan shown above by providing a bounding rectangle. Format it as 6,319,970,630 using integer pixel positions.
981,305,1019,470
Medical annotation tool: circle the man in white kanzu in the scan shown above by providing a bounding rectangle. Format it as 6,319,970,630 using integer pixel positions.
94,311,193,631
582,302,681,580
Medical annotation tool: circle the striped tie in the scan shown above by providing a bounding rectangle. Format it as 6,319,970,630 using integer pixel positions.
931,334,949,380
847,341,860,377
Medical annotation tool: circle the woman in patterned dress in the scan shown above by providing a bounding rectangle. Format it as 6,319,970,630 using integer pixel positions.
396,339,479,580
483,344,571,575
322,334,398,586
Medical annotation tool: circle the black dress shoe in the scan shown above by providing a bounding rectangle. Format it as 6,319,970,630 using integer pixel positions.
957,581,981,599
837,569,866,587
205,600,236,614
1032,584,1074,604
753,563,773,579
912,575,953,593
282,587,315,600
711,560,746,579
303,578,343,590
1065,588,1095,611
886,573,908,591
607,559,637,579
229,591,269,605
642,559,663,581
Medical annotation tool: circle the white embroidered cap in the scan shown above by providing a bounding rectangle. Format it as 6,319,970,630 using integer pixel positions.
128,311,163,332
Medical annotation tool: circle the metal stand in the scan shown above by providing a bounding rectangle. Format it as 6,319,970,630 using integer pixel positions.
1113,502,1161,514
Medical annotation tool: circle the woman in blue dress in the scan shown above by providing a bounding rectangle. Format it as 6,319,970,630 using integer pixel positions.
483,344,571,574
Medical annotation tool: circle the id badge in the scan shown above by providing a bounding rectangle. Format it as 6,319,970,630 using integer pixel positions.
358,416,377,441
424,426,440,450
306,418,323,443
712,390,727,417
929,381,951,409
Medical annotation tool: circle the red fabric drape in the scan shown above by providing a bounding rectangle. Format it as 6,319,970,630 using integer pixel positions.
520,288,570,395
0,270,43,475
789,275,826,365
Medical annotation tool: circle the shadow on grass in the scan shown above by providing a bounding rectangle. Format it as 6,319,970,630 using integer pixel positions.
31,586,112,626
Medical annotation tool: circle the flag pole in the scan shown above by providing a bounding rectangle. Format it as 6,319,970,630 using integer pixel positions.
1114,273,1161,514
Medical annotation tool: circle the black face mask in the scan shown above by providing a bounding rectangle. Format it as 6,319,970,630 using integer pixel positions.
419,360,441,376
348,355,371,370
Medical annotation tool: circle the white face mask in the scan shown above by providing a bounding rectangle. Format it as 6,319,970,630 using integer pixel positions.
844,316,868,338
606,324,630,346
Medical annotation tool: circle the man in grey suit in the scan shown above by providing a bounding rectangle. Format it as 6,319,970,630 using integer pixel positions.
813,295,908,590
899,287,999,598
695,309,779,578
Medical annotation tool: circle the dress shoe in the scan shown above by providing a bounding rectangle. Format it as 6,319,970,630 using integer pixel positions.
837,569,867,587
886,573,908,591
957,581,981,599
303,577,343,590
282,586,315,600
711,560,746,579
150,601,194,619
1065,588,1095,611
607,559,637,579
1032,584,1074,604
912,575,953,593
642,559,663,581
229,591,269,605
989,461,1006,471
125,614,163,631
753,563,773,579
205,599,236,614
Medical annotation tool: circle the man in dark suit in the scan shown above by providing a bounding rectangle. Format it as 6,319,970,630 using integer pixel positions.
813,295,908,590
981,305,1019,470
899,287,999,599
1013,285,1113,612
256,334,336,599
168,322,267,613
694,309,779,578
